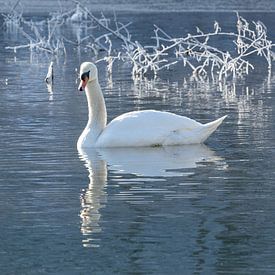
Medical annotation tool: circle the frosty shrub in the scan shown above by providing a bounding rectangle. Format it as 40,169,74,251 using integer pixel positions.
3,1,275,80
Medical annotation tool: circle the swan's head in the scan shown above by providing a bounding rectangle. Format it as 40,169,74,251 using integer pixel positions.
78,62,98,91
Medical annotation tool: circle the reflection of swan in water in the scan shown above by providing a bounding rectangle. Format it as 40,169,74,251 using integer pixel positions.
78,144,224,247
78,148,107,247
98,145,221,177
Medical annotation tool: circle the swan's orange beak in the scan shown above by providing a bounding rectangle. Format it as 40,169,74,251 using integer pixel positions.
78,79,87,91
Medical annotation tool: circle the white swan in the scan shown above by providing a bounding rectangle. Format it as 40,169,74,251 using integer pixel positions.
77,62,227,149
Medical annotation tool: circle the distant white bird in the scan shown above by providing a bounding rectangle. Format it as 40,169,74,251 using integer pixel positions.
70,3,87,23
45,61,53,84
77,62,227,149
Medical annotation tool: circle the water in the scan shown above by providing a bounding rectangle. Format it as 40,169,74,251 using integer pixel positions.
2,0,275,13
1,11,275,274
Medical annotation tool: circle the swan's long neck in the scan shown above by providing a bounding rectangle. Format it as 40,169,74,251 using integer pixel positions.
84,80,107,143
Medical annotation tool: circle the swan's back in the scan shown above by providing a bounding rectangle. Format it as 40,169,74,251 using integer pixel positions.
96,110,207,147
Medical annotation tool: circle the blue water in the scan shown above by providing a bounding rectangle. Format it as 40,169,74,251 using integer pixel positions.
2,0,275,13
0,11,275,274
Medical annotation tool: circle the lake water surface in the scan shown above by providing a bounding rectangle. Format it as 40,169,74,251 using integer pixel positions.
0,11,275,274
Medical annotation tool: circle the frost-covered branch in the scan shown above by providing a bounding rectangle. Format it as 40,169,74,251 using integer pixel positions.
3,3,275,80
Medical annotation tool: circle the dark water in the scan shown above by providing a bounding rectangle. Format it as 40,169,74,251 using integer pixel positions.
2,0,275,13
1,11,275,274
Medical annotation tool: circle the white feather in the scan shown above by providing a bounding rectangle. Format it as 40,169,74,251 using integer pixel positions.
77,62,227,149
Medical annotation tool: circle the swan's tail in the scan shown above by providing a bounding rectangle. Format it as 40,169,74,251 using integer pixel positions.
200,115,227,143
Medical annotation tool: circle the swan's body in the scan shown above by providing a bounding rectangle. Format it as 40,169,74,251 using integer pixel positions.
77,62,227,149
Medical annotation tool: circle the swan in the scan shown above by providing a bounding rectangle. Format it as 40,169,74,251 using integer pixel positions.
77,62,227,149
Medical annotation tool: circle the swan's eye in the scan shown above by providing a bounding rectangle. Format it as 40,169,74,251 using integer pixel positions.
81,71,90,81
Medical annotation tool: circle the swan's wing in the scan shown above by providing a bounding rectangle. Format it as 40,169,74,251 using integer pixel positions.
96,110,202,147
163,115,227,145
